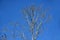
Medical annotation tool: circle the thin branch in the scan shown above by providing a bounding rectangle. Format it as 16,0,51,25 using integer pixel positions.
20,33,27,40
34,21,42,40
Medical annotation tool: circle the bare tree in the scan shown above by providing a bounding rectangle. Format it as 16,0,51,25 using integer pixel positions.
20,5,51,40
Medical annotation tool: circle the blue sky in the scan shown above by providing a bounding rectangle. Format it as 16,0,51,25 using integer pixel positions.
0,0,60,40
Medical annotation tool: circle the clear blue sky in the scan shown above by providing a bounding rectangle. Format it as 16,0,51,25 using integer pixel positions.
0,0,60,40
